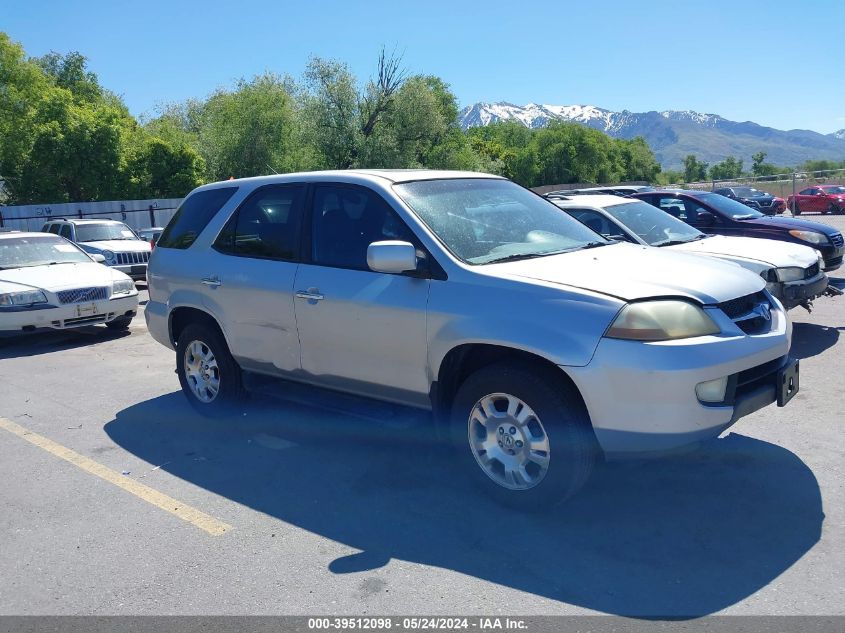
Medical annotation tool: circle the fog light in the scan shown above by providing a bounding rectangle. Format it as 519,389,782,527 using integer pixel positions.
696,376,729,403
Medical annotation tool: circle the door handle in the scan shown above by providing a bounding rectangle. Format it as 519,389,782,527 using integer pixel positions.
295,289,324,302
201,276,222,287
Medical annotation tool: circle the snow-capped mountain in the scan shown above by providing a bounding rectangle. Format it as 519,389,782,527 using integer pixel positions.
459,102,845,169
459,102,724,133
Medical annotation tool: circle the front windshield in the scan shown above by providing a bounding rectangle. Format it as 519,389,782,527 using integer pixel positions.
0,235,92,269
75,223,139,242
696,192,765,219
604,200,704,246
733,187,767,197
393,179,610,264
822,186,845,194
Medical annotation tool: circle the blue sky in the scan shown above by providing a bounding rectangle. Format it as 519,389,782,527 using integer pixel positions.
4,0,845,133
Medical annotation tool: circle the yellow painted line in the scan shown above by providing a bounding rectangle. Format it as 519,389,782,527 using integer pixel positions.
0,416,232,537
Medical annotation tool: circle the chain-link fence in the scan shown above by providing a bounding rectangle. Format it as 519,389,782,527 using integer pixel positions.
677,168,845,214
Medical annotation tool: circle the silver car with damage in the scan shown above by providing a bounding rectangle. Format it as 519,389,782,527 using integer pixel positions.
145,170,800,507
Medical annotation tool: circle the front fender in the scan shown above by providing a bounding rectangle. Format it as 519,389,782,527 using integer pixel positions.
426,278,623,380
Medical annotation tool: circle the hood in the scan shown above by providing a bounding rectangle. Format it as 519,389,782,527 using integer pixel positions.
79,240,151,253
485,242,764,304
0,262,128,294
746,215,841,236
667,235,819,268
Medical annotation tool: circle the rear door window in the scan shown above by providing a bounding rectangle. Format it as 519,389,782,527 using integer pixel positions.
657,197,688,220
157,187,238,249
58,225,72,239
214,185,306,261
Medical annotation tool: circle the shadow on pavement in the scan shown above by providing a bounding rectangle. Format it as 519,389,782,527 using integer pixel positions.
0,327,131,359
105,392,823,618
790,322,841,359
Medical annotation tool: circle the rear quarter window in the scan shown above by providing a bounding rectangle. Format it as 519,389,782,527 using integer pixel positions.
157,187,238,249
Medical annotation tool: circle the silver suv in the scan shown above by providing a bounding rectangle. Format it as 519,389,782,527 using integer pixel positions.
41,219,152,280
146,170,798,507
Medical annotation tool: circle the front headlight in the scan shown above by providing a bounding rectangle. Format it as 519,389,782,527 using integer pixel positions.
605,300,720,341
111,279,136,296
775,267,804,282
788,230,828,245
0,290,48,307
103,250,116,263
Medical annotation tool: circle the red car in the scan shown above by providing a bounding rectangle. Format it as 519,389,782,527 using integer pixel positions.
787,184,845,215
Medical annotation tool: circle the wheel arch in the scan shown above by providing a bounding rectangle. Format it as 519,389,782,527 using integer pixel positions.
168,305,228,349
431,343,590,439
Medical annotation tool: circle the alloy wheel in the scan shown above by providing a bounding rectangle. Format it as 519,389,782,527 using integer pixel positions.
183,339,220,403
467,392,551,491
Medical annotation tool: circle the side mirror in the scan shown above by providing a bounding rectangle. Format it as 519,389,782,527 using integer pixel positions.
367,241,418,274
90,253,106,263
697,211,715,226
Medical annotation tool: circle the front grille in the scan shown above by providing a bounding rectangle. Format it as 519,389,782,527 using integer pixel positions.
717,291,772,335
51,313,113,328
804,262,820,279
824,255,843,269
114,251,150,265
57,287,109,304
831,233,844,249
717,291,767,319
755,199,773,208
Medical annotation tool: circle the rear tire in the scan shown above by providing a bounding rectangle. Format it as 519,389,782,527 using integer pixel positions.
450,363,598,509
176,322,244,417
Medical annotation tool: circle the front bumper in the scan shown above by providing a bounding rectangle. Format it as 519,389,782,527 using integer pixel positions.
819,243,843,272
564,305,791,457
771,273,830,309
0,294,139,331
110,263,148,280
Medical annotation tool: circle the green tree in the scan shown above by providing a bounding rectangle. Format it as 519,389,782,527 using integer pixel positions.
683,155,709,182
127,137,205,199
709,156,744,180
194,73,301,180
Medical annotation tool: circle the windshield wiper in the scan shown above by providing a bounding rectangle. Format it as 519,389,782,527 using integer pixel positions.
652,235,706,247
483,252,551,264
580,241,609,250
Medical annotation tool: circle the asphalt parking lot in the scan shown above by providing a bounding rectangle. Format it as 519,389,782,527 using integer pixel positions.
1,215,843,618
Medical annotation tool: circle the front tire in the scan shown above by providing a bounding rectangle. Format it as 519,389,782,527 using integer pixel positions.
793,201,801,215
176,322,244,417
451,363,598,509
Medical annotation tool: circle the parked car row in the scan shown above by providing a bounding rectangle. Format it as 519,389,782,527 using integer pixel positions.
628,189,844,272
547,194,836,311
139,170,809,508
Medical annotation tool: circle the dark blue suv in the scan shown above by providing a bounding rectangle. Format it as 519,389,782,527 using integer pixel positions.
633,190,843,271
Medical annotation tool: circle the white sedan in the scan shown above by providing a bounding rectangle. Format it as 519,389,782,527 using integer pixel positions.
0,230,139,332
